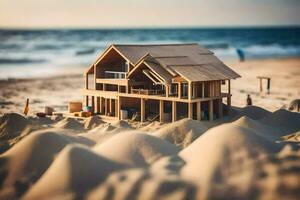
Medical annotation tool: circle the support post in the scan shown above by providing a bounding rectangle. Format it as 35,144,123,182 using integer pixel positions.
259,78,262,93
96,97,100,114
141,98,145,123
159,100,164,123
202,82,205,98
172,101,177,122
85,96,89,106
91,96,95,113
197,101,201,120
103,84,106,91
99,97,103,114
178,83,181,99
209,100,213,121
188,82,192,100
109,99,113,115
118,97,121,120
219,99,223,118
104,98,108,116
165,85,169,97
85,74,88,89
188,102,193,119
228,80,231,94
94,64,97,89
115,99,118,118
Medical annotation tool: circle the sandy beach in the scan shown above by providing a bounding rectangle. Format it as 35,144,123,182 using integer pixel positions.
0,57,300,200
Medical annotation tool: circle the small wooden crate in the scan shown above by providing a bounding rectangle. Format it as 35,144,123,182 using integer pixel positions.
68,102,82,113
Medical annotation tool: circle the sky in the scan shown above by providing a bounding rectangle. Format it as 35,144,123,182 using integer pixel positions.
0,0,299,28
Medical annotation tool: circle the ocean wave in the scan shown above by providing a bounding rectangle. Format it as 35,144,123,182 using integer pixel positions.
0,58,47,64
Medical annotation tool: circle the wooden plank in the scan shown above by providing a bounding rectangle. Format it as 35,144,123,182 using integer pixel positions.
141,98,145,123
109,99,113,114
91,96,95,113
228,80,231,94
85,95,89,107
209,100,213,121
159,100,164,123
178,83,181,99
219,98,223,118
188,102,193,119
188,82,192,100
96,97,100,113
96,78,128,86
99,97,103,114
104,98,108,115
202,82,205,98
172,101,177,122
197,101,201,120
85,74,88,89
115,99,118,117
118,97,121,120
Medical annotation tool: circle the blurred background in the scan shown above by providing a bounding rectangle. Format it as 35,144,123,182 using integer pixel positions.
0,0,299,79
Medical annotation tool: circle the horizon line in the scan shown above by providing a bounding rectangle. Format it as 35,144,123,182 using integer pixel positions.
0,24,300,30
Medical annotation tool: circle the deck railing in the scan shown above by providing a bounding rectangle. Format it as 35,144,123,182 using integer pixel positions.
131,89,164,95
105,71,127,79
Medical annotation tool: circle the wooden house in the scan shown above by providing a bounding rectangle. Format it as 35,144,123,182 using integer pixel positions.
82,43,240,122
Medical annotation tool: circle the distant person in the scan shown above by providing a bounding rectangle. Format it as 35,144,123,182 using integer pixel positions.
246,94,252,106
236,49,245,62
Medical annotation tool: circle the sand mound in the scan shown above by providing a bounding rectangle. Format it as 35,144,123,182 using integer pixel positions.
110,120,132,129
0,113,31,140
93,131,179,166
153,118,208,148
0,129,93,199
233,116,284,141
179,123,281,190
54,117,84,131
23,144,126,200
237,106,271,120
260,109,300,133
83,116,104,129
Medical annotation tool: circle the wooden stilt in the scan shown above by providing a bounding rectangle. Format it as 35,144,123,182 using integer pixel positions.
118,97,121,120
109,99,113,115
197,101,201,120
99,97,103,114
141,98,145,123
91,96,95,113
219,98,223,118
159,100,164,122
96,97,100,114
202,82,205,98
172,101,177,122
104,98,108,115
209,100,213,121
115,99,118,117
85,95,89,107
188,102,193,119
178,83,181,99
188,82,192,100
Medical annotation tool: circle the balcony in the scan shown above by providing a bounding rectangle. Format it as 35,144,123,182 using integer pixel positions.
131,88,164,95
105,71,127,79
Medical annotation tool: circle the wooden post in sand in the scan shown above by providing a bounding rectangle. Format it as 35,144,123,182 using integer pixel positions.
91,96,95,113
141,98,145,123
209,100,213,121
172,101,177,122
219,99,223,118
197,101,201,120
159,100,164,123
188,102,193,119
23,98,29,116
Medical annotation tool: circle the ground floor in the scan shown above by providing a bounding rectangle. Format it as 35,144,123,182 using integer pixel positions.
84,93,231,123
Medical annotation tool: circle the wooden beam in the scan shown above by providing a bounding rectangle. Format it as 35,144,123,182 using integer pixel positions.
141,98,145,123
85,74,88,89
109,99,113,115
165,85,169,97
85,95,89,107
94,64,97,89
197,101,201,121
118,97,121,120
99,97,103,114
104,98,108,115
219,99,223,118
172,101,177,122
96,97,100,114
178,83,181,99
202,82,205,98
188,82,192,100
188,102,193,119
209,100,213,121
228,80,231,94
159,100,164,123
91,96,95,113
115,99,118,117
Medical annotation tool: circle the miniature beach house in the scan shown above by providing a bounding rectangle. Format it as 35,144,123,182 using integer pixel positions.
82,44,240,122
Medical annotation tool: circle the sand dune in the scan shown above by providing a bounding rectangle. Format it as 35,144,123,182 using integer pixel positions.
54,117,84,131
179,122,282,199
0,106,299,200
152,118,208,148
0,129,93,199
23,144,126,200
93,131,179,166
260,109,300,134
84,116,104,129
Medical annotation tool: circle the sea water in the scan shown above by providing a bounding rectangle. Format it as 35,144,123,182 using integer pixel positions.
0,27,299,79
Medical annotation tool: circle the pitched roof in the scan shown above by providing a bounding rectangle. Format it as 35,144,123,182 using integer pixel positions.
109,43,241,81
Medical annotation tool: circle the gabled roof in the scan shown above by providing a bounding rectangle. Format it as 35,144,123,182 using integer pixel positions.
90,43,241,82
